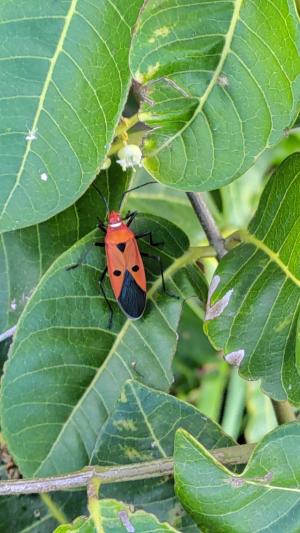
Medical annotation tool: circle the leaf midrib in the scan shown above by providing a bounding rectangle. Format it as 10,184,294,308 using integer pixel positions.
148,0,244,157
0,0,78,220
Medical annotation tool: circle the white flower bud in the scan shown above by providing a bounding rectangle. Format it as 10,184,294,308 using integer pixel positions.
117,144,143,172
101,157,111,170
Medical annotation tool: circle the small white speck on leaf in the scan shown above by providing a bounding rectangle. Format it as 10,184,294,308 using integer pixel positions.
40,173,48,182
205,275,233,321
217,74,229,88
118,511,135,532
25,127,38,141
225,349,245,366
252,471,273,484
10,299,17,311
33,509,41,519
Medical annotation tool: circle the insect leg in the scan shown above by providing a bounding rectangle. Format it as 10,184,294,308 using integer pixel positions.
66,243,98,271
136,231,164,247
124,211,138,227
66,241,105,271
141,252,179,299
97,219,107,233
99,267,114,329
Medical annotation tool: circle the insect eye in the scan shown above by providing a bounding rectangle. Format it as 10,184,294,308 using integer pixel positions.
113,269,122,277
132,265,139,272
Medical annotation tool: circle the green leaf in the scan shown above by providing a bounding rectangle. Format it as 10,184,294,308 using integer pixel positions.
54,498,180,533
0,1,144,232
130,0,300,191
0,162,129,333
174,424,300,533
0,464,86,533
91,380,235,532
204,154,300,404
0,491,57,533
1,215,205,477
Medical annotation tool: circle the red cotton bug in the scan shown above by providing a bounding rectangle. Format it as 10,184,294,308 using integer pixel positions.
67,182,177,328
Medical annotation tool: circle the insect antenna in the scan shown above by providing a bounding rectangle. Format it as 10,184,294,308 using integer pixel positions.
119,181,157,210
92,183,109,218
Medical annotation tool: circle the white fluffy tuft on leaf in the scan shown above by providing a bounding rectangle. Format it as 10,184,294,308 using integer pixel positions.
25,127,38,141
117,144,143,172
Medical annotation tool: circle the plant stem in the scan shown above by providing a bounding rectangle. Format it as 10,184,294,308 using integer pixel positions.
115,114,140,137
271,400,296,425
221,367,246,439
87,478,104,533
40,494,68,525
108,129,149,157
285,126,300,136
0,443,255,496
0,325,17,343
187,192,226,260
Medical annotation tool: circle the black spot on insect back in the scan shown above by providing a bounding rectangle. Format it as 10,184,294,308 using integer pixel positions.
117,243,126,252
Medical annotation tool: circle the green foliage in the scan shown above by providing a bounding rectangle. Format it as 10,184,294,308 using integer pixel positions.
0,2,299,532
130,0,300,190
91,380,235,532
0,0,143,232
1,214,206,477
0,162,130,332
54,498,180,533
174,424,300,532
205,154,300,404
0,464,86,533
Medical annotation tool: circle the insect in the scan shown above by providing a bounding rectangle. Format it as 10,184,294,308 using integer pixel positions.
67,182,177,328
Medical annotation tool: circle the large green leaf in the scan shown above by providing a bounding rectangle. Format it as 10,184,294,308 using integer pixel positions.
130,0,300,190
0,162,129,333
91,380,235,532
54,498,180,533
174,424,300,533
0,0,144,232
205,154,300,404
0,215,205,477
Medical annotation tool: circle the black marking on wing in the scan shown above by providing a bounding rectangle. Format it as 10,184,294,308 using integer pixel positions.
118,270,146,319
132,265,139,272
117,242,126,252
113,270,122,277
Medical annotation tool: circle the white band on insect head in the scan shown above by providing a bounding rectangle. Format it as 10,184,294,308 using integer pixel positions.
110,222,122,228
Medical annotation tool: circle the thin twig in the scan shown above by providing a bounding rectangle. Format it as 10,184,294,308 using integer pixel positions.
187,192,226,260
0,444,255,496
0,325,17,343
